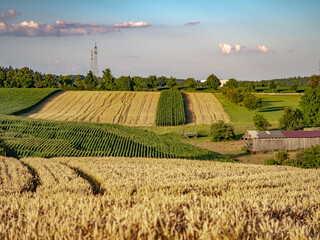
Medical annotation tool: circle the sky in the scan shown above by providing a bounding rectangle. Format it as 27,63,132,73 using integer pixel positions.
0,0,319,81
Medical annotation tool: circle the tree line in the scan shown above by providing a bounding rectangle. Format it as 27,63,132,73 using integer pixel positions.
0,66,224,91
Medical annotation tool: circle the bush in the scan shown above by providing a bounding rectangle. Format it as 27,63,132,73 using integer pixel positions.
210,121,235,142
242,94,262,110
287,145,320,168
279,107,303,130
253,114,270,131
276,150,289,164
264,159,278,165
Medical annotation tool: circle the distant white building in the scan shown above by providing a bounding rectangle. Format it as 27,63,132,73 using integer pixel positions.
219,79,228,87
199,79,228,87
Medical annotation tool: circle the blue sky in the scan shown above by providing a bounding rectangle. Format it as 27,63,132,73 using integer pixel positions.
0,0,319,80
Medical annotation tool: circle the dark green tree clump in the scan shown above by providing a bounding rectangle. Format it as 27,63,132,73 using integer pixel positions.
156,90,186,126
224,78,238,88
279,107,303,130
205,74,220,90
210,121,235,142
253,114,270,131
308,75,320,88
221,87,262,110
300,86,320,127
185,78,198,89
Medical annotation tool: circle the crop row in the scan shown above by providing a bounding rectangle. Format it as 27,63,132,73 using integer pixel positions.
0,114,224,160
156,90,186,126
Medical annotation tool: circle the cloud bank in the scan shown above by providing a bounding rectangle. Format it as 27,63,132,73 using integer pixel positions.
219,43,270,54
113,21,151,28
0,9,20,21
0,20,151,37
185,21,200,25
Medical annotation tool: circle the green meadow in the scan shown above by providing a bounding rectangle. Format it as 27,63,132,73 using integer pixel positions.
0,88,60,115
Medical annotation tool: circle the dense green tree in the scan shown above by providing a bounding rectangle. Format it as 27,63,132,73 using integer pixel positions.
59,75,73,88
242,94,262,110
308,75,320,88
224,78,238,88
300,86,320,127
4,70,17,87
205,74,220,90
115,76,133,91
157,76,167,87
166,77,177,88
290,81,299,91
259,80,268,87
279,107,303,130
75,75,85,90
253,114,270,131
33,73,43,88
17,67,33,88
0,68,6,87
133,76,147,91
100,68,115,90
84,71,99,90
185,78,197,89
146,75,157,89
43,74,57,88
268,80,276,91
247,81,256,92
210,121,235,142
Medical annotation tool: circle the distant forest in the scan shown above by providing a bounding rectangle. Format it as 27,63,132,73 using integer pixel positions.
0,65,314,91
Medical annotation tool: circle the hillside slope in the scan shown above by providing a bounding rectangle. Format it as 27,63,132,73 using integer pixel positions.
24,91,160,126
0,114,227,160
0,88,60,115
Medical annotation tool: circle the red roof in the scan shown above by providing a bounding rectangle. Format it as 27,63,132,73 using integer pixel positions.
281,131,320,138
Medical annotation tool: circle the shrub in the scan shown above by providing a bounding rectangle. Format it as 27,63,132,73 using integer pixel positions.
276,150,289,164
253,114,270,131
287,145,320,168
264,159,278,165
210,121,235,142
242,94,262,110
279,107,303,130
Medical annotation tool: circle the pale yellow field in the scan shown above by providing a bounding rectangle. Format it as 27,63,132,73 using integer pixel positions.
1,156,320,239
184,92,230,124
24,91,160,126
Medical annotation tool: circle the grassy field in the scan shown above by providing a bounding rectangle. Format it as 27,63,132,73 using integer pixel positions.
0,114,225,160
0,88,60,115
1,156,320,239
25,91,160,126
214,93,301,130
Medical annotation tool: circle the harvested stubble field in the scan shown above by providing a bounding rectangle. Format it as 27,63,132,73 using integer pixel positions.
183,92,230,124
24,91,160,126
1,156,320,239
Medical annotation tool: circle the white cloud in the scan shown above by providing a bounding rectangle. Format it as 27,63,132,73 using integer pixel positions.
258,45,269,53
0,19,149,37
0,9,20,21
113,21,151,28
219,43,271,54
219,43,233,54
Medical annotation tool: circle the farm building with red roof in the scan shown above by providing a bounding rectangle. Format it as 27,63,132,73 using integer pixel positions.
243,130,320,151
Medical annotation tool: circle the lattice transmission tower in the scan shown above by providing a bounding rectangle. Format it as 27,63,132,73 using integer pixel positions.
94,42,98,77
90,42,98,77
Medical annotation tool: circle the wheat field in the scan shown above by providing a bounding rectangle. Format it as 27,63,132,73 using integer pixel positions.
1,156,320,239
24,91,160,126
184,92,231,124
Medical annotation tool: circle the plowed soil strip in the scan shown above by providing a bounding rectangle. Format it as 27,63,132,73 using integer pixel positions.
23,91,160,126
